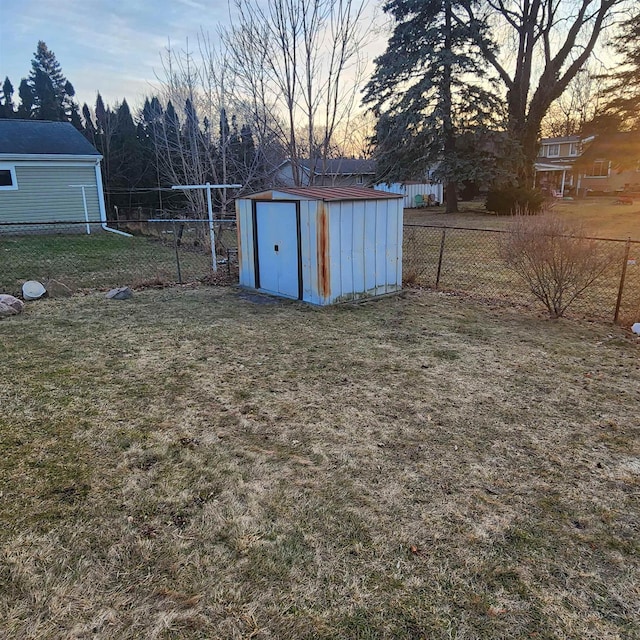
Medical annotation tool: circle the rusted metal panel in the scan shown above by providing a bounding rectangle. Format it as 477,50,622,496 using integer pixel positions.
236,190,402,305
317,201,331,300
247,186,403,202
300,200,320,304
236,199,254,288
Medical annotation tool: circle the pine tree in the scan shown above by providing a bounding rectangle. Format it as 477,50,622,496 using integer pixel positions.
598,10,640,130
17,79,35,118
28,41,75,121
82,103,96,143
0,77,16,118
364,0,504,212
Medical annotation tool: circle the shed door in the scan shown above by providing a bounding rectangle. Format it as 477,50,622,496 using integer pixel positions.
255,201,301,299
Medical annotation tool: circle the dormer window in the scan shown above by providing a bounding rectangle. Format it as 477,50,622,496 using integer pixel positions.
547,144,560,157
569,143,580,156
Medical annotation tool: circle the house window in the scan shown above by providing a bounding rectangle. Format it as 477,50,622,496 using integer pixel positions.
0,165,18,190
547,144,560,157
356,175,364,184
569,143,580,156
586,160,609,177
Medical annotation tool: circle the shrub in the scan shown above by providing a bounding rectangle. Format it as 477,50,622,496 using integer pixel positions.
501,214,619,318
486,186,545,215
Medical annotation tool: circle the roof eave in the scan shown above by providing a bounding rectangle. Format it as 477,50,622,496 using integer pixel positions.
0,153,103,162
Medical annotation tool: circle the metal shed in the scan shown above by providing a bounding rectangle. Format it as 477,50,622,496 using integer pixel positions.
236,186,404,305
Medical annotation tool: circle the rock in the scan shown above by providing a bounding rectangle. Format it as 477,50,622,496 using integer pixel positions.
0,302,19,318
106,287,133,300
0,294,25,313
45,279,73,298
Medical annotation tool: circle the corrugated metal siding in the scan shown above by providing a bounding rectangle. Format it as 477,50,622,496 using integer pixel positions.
300,200,320,304
375,182,443,208
236,194,402,305
0,164,100,223
236,198,255,288
328,198,402,303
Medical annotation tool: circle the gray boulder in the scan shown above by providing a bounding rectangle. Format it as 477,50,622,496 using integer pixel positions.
45,279,73,298
106,287,133,300
0,294,25,314
0,301,19,318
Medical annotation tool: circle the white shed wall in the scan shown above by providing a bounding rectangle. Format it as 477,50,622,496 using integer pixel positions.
326,198,402,303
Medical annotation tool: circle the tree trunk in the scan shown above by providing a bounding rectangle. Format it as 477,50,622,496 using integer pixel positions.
442,0,458,213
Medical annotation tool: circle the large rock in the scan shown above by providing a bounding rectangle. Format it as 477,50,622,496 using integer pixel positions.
106,287,133,300
0,294,25,313
45,279,73,298
0,302,19,318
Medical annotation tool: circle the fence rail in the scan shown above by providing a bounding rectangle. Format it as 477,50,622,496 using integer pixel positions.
403,224,640,324
1,220,638,325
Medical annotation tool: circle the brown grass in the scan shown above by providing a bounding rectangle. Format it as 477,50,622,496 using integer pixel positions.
1,287,639,639
406,196,640,240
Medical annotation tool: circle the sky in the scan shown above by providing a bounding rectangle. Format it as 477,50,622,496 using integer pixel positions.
0,0,237,110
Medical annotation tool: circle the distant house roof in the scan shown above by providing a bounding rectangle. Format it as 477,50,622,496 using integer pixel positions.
247,186,402,201
292,158,376,175
540,136,581,144
574,131,640,170
0,119,101,157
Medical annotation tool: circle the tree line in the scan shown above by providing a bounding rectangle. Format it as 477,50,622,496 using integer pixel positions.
2,0,640,216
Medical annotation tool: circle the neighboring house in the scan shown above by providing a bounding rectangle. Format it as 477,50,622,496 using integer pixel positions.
275,158,377,187
0,119,106,230
535,131,640,196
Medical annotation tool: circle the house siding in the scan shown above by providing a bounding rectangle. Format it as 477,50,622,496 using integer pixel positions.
0,163,101,226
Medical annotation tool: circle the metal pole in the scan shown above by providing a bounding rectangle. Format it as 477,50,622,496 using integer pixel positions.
435,228,447,289
614,238,631,324
206,182,217,273
81,186,90,234
173,220,182,284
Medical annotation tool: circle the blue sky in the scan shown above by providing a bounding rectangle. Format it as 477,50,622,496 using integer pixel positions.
0,0,233,110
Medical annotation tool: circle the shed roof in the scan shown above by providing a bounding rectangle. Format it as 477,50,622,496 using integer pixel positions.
247,186,403,201
0,119,101,157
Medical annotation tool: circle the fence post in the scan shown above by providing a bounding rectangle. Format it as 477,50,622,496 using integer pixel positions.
614,237,631,324
172,220,183,284
435,228,447,290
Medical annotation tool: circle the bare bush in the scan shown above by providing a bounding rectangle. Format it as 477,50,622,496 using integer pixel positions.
501,214,619,318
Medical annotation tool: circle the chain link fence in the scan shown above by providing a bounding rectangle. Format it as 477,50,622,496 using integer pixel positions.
403,224,640,325
2,219,638,325
0,219,238,296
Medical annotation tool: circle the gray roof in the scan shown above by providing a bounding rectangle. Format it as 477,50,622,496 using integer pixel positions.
300,158,376,175
540,136,581,144
0,119,101,156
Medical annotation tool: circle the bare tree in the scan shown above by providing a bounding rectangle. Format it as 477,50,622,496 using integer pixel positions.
541,65,605,137
461,0,628,183
224,0,369,186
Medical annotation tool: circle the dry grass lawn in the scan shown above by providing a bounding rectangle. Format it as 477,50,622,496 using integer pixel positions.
1,286,639,639
405,196,640,240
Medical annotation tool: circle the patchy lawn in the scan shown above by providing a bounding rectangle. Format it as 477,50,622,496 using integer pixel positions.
1,287,638,639
406,196,640,240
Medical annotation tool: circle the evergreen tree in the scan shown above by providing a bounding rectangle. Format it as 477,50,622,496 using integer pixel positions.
17,79,35,118
82,103,96,143
28,41,74,120
364,0,503,213
0,77,15,118
598,10,640,130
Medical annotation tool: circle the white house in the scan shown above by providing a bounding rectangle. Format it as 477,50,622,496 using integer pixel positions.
0,119,107,231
